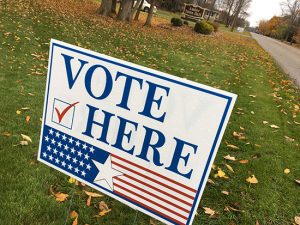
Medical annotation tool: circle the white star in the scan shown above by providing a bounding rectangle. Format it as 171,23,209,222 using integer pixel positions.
74,167,79,173
49,129,54,135
45,136,49,142
79,161,84,167
61,161,66,167
55,131,60,138
57,142,62,148
89,146,94,153
69,137,74,144
53,148,58,154
77,151,82,157
81,171,86,177
86,164,91,170
68,164,73,170
49,155,53,161
47,145,51,151
75,140,80,147
84,154,90,160
66,154,71,161
62,134,67,141
93,156,123,191
51,139,56,145
59,151,64,157
70,147,75,154
64,144,69,151
55,158,60,164
73,157,78,164
82,143,87,150
43,152,47,158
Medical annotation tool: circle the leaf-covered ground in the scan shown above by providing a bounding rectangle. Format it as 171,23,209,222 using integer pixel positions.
0,0,299,224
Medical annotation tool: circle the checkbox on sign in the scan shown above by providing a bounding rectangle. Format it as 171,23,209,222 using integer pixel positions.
52,98,79,129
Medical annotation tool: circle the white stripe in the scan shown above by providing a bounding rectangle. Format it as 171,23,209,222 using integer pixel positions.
114,177,190,216
112,157,196,197
114,185,187,224
112,161,194,204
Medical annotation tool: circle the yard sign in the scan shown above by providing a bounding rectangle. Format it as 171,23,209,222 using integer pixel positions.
38,39,237,225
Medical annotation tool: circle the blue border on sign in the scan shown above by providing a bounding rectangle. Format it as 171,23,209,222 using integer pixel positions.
42,42,233,225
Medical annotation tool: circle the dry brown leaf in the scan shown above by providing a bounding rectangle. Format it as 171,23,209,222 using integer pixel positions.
295,179,300,185
2,131,12,137
98,209,111,216
225,164,234,173
149,218,156,225
21,134,32,143
203,207,216,216
284,136,294,142
54,192,69,202
97,201,111,217
224,206,245,213
227,144,240,150
246,175,258,184
295,216,300,225
239,159,249,164
284,168,290,174
26,115,31,123
221,191,229,195
86,195,92,206
20,140,29,146
256,220,260,225
207,178,215,184
232,132,246,140
224,155,236,161
70,210,78,225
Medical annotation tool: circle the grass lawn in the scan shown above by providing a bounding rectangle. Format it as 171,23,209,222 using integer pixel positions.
0,0,299,224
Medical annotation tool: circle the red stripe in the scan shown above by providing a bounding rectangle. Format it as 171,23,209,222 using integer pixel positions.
112,160,194,200
114,183,188,220
114,176,190,213
115,190,185,225
120,174,192,207
111,153,196,193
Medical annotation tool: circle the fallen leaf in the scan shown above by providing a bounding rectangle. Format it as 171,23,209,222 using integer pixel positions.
256,220,260,225
20,140,29,146
84,191,103,198
270,124,280,129
86,196,92,206
232,131,246,140
295,216,300,225
207,179,215,184
221,191,229,195
21,107,30,110
246,175,258,184
149,218,156,225
263,121,269,124
284,136,294,142
68,177,79,185
224,206,245,212
70,210,78,225
2,131,12,137
203,207,216,216
214,168,229,179
97,201,111,217
224,155,236,161
21,134,32,143
26,115,31,123
227,144,239,150
239,160,249,164
225,164,234,173
54,192,69,202
249,95,256,98
284,168,290,174
16,110,21,115
295,180,300,185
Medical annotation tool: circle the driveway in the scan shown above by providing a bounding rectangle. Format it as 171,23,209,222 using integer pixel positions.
251,32,300,87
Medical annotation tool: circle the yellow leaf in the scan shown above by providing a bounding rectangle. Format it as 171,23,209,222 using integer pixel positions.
16,110,22,115
97,201,111,217
26,115,31,123
270,124,280,129
2,131,12,137
295,216,300,225
21,134,32,143
227,144,239,150
239,159,249,164
70,210,78,225
86,195,91,206
214,168,229,179
54,192,69,202
20,140,28,146
224,155,236,161
246,175,258,184
207,178,215,184
98,209,111,216
295,179,300,185
263,121,269,124
225,164,234,173
203,207,215,216
284,168,290,174
84,191,103,198
221,191,229,195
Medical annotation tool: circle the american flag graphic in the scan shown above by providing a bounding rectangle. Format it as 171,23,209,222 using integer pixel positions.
40,125,196,225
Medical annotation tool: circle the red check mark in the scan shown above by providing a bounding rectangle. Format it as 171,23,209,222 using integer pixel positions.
55,101,79,123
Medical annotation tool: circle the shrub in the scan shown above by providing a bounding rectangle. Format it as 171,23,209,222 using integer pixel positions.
206,21,219,32
183,20,189,25
171,17,183,27
194,21,214,35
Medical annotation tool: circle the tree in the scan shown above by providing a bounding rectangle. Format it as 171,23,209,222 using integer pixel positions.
223,0,236,27
97,0,113,16
207,0,217,21
129,0,142,22
134,0,144,20
117,0,134,21
111,0,117,15
230,0,251,32
144,0,156,26
281,0,300,42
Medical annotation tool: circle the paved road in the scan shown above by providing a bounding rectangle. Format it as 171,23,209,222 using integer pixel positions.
251,32,300,87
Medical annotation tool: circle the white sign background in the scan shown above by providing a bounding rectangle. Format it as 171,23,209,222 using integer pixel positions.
38,39,237,225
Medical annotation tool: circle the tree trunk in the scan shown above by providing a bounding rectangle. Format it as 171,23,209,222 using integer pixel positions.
111,0,117,15
117,0,133,21
129,0,142,22
144,0,155,26
230,0,243,32
97,0,112,16
134,0,144,21
225,0,235,27
207,0,217,21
